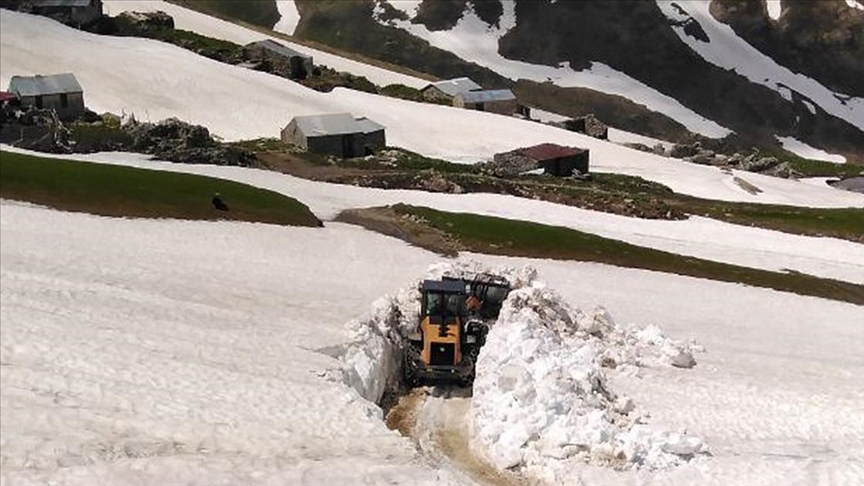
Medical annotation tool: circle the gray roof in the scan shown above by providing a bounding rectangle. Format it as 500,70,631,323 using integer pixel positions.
246,39,311,60
457,89,516,104
292,113,384,137
31,0,95,7
8,73,83,97
424,77,482,97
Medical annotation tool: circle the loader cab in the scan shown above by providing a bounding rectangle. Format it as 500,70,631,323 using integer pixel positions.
419,279,468,367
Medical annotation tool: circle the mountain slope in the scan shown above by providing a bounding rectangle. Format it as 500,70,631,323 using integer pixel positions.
287,0,863,161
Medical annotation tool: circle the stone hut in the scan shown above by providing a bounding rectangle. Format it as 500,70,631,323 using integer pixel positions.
281,113,385,158
421,77,482,103
494,143,590,177
8,73,86,119
245,40,313,80
28,0,103,27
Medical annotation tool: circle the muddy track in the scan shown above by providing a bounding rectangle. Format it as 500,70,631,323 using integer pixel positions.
386,387,529,486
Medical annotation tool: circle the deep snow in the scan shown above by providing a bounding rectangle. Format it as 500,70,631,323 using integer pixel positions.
4,9,862,209
777,136,848,164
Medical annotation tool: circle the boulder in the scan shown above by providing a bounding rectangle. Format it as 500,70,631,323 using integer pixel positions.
564,114,608,140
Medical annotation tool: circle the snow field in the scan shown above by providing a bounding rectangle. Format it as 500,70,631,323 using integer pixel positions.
101,0,427,89
0,201,468,485
3,10,863,210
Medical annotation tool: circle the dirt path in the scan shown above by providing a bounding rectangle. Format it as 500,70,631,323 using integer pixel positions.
386,387,528,486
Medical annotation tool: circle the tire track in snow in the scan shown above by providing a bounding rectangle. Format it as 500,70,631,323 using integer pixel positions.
386,387,529,486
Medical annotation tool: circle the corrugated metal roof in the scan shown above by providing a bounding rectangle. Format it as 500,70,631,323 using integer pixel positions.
31,0,94,7
8,73,83,97
457,89,515,104
518,143,586,161
293,113,384,137
247,39,311,60
424,77,482,97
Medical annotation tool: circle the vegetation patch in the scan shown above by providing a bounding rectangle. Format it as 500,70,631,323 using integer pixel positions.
341,204,864,306
170,0,281,29
254,146,864,243
0,150,321,227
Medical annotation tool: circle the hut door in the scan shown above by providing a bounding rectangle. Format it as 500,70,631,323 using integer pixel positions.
342,134,356,158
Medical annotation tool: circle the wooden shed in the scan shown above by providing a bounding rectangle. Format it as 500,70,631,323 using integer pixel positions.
7,73,86,119
281,113,385,158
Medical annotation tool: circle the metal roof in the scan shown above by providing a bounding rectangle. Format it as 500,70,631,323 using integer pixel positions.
246,39,312,60
424,77,482,97
292,113,384,137
456,89,516,104
31,0,95,7
8,73,83,97
518,143,587,161
422,279,467,294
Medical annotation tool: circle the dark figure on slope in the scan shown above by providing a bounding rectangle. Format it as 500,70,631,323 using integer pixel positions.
211,193,229,211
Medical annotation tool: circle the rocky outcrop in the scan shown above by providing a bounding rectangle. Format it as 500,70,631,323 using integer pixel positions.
116,11,175,32
668,141,804,179
124,117,254,166
561,114,609,140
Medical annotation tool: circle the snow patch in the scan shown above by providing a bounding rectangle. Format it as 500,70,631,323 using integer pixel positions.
273,0,300,36
471,281,705,478
766,0,782,20
777,136,847,164
847,0,864,11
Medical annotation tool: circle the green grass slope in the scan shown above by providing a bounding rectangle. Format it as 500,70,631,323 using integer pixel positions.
0,151,321,227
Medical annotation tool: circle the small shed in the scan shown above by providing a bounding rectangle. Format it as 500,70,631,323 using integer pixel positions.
282,113,385,158
421,77,482,103
29,0,103,27
454,89,518,116
494,143,589,177
245,40,313,80
8,73,86,119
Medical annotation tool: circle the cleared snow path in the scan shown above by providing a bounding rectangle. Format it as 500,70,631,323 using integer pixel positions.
101,0,427,88
2,10,861,208
656,0,864,133
378,1,732,138
7,147,862,286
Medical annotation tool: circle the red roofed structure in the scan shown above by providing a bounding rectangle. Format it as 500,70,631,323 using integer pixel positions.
494,143,590,177
0,91,17,103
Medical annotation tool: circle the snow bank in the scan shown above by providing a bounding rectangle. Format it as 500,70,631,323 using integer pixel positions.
333,261,536,404
472,282,705,478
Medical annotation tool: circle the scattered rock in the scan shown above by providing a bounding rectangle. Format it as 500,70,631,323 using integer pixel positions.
563,114,609,140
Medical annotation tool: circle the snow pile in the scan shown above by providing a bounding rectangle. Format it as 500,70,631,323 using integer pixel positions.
471,283,705,477
333,260,536,404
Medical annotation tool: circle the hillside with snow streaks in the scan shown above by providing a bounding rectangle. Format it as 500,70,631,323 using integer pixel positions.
101,0,427,89
8,147,861,286
4,10,861,209
377,0,732,138
656,0,864,133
